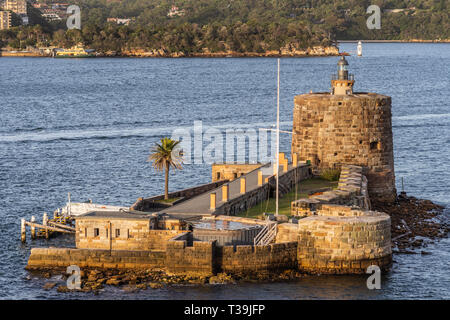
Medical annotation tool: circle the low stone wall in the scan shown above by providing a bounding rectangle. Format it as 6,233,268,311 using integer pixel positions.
26,248,166,270
217,242,298,274
27,234,298,276
130,180,228,211
165,239,216,276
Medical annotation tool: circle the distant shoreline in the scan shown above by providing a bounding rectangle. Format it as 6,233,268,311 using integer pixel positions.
1,45,339,58
2,41,448,58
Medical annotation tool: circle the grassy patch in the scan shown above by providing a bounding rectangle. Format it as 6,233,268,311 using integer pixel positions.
155,197,181,204
238,177,338,219
320,168,341,181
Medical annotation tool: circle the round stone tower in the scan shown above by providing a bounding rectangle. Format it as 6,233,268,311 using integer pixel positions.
291,57,396,203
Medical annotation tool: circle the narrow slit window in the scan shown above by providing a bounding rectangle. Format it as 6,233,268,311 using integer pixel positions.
115,229,120,238
94,228,99,237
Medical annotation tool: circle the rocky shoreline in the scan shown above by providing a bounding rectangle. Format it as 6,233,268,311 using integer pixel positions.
32,267,304,294
372,195,449,253
1,45,339,58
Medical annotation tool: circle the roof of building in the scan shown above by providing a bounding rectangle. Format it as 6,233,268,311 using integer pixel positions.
75,210,154,220
75,210,202,221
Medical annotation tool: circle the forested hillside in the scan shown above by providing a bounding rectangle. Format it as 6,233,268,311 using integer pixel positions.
0,0,448,54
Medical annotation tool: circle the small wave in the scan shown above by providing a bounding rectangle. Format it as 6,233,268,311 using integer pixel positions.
1,120,162,135
394,113,450,121
393,123,448,129
0,121,289,143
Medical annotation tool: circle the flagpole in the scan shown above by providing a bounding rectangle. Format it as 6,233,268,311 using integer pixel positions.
275,58,280,217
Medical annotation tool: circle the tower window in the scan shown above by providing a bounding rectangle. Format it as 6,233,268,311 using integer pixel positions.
94,228,99,237
370,141,378,150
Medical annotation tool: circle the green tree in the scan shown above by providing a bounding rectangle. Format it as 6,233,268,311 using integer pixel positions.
148,138,183,200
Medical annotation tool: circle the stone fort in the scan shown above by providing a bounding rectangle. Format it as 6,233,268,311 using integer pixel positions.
26,57,395,277
291,56,396,203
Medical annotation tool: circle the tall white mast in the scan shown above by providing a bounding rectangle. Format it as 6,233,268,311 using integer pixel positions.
275,58,280,217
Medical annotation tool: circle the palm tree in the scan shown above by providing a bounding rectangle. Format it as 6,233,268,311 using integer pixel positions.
148,138,183,200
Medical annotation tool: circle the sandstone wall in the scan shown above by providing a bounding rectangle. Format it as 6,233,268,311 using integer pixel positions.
165,238,216,276
217,242,298,274
76,219,153,251
297,207,392,274
26,248,166,270
291,92,396,202
281,203,392,274
76,219,183,251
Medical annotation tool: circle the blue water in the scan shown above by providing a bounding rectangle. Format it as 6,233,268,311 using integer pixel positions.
0,43,449,299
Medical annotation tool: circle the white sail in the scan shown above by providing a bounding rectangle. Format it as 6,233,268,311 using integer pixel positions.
357,41,363,56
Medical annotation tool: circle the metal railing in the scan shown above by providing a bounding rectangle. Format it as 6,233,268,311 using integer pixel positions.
254,221,277,246
331,73,354,81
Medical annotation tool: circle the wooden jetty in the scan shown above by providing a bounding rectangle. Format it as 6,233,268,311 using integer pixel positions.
21,211,75,242
20,192,126,242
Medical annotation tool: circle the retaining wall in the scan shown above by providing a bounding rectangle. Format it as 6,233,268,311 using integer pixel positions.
217,242,298,273
165,239,216,276
26,248,166,270
26,236,299,276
